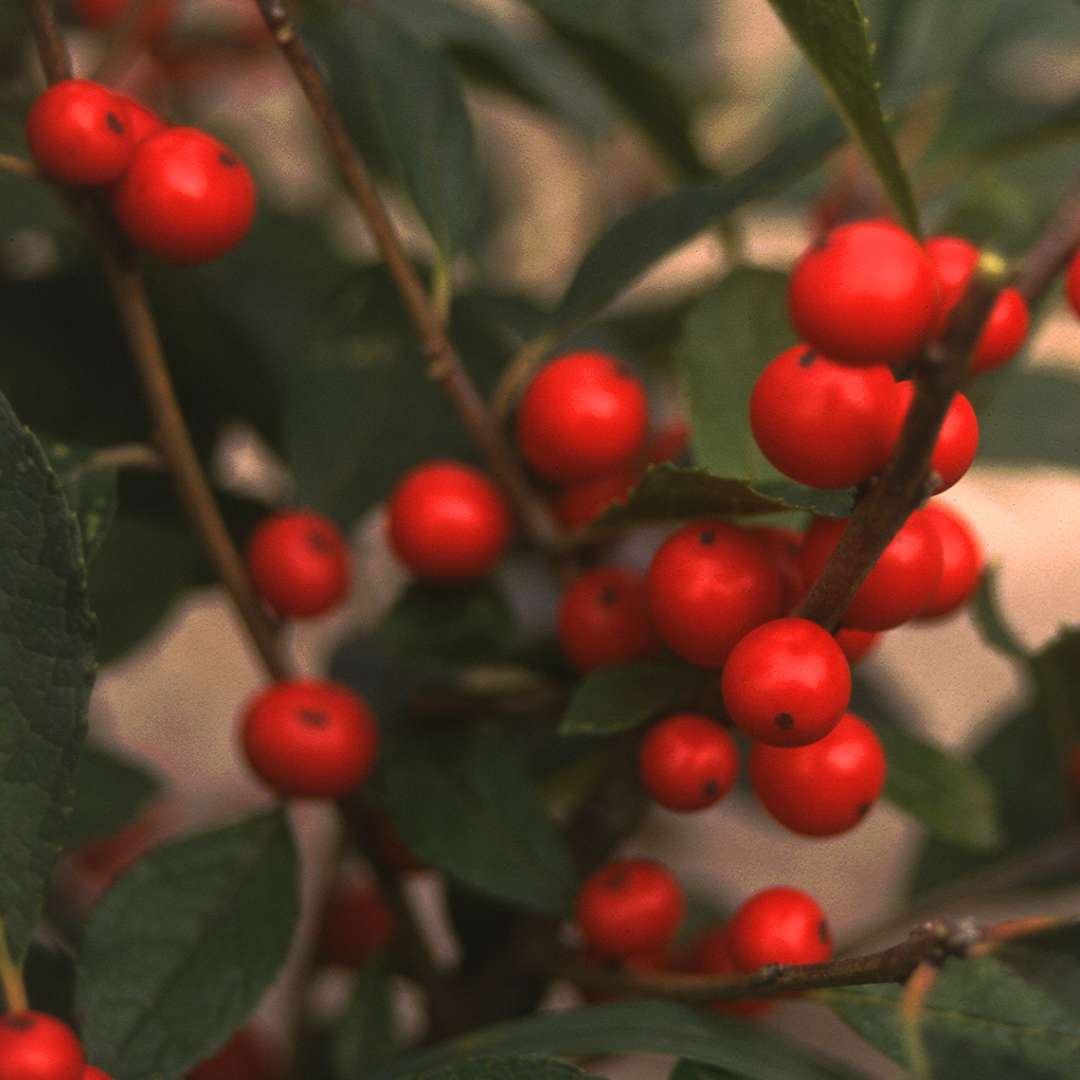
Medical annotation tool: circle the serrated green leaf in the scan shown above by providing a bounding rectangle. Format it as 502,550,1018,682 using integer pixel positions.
64,741,161,850
41,443,118,564
332,953,399,1080
379,1000,862,1079
370,730,576,916
972,566,1027,659
766,0,919,234
978,368,1080,470
559,662,708,736
677,269,794,483
410,1060,603,1080
78,810,299,1080
0,392,95,961
824,954,1080,1077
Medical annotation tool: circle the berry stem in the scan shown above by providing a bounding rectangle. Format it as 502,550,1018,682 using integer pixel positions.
0,918,29,1013
0,153,36,179
899,958,938,1080
29,0,73,84
251,0,562,553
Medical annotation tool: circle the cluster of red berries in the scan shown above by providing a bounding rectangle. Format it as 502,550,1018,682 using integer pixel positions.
575,859,829,1013
26,79,255,264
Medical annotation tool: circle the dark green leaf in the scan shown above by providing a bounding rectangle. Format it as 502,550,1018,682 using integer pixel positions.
409,1060,603,1080
40,442,118,563
78,810,299,1080
978,368,1080,470
332,954,399,1080
65,741,161,850
370,730,576,915
379,1000,862,1079
972,566,1027,659
677,269,794,483
559,662,708,736
550,115,844,332
765,0,919,233
0,392,95,961
824,954,1080,1077
1029,628,1080,752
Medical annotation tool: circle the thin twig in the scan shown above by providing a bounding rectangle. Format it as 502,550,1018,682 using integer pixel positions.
0,153,37,179
899,959,940,1080
68,442,164,476
29,0,74,83
252,0,560,552
1013,175,1080,303
0,917,29,1013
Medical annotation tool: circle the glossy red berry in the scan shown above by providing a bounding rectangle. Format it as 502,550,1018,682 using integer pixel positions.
26,80,135,187
551,465,640,530
788,220,938,367
647,522,781,669
800,512,943,631
639,713,739,812
750,526,805,613
111,93,166,145
924,236,1029,373
1066,251,1080,320
112,127,256,264
575,858,685,958
317,882,397,968
721,618,851,747
726,886,832,972
684,926,770,1017
388,461,510,582
885,382,979,494
749,346,897,488
557,566,660,673
835,627,881,665
517,352,648,482
919,503,984,619
187,1030,278,1080
246,510,350,619
749,712,887,836
241,680,378,798
0,1012,84,1080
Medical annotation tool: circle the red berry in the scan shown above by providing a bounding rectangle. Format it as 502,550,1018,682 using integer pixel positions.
788,220,938,367
112,127,256,264
551,466,640,530
517,352,648,482
317,882,397,968
750,526,806,613
575,859,684,958
73,0,175,38
885,383,979,494
111,93,166,145
26,80,135,187
835,627,881,665
1066,251,1080,320
557,566,660,673
684,926,770,1017
187,1030,278,1080
246,510,350,619
241,680,378,798
0,1012,84,1080
800,512,943,631
918,503,984,619
749,345,897,488
749,712,886,836
647,522,781,669
721,618,851,747
639,713,739,812
924,236,1029,374
726,886,832,971
388,461,510,582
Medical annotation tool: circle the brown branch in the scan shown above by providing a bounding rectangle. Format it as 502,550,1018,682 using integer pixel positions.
29,0,73,83
1013,176,1080,303
252,0,560,553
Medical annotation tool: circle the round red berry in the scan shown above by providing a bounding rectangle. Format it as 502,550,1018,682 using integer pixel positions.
517,352,648,482
835,627,881,665
241,680,378,798
788,220,938,367
750,526,806,613
0,1012,84,1080
317,882,397,968
1066,251,1080,320
575,858,684,958
918,503,984,619
187,1030,278,1080
26,80,135,187
112,127,256,264
749,345,897,488
800,512,943,631
557,566,660,673
749,712,886,836
884,382,978,494
246,510,350,619
721,618,851,747
551,466,640,530
726,886,832,971
647,522,781,669
684,926,770,1017
924,236,1029,374
111,93,166,145
639,713,739,812
388,460,510,582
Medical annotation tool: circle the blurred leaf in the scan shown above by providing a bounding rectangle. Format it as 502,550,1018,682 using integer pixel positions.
0,393,94,961
370,730,577,915
78,810,299,1080
765,0,919,232
332,954,399,1080
559,662,708,736
978,369,1080,470
549,115,845,333
64,741,161,850
1029,627,1080,750
41,441,118,563
380,1000,862,1079
824,954,1080,1077
677,268,793,483
306,5,482,258
972,566,1027,659
406,1062,603,1080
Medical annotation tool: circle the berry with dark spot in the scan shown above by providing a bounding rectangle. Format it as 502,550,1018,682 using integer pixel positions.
639,713,739,812
0,1011,84,1080
111,93,166,145
726,886,832,972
